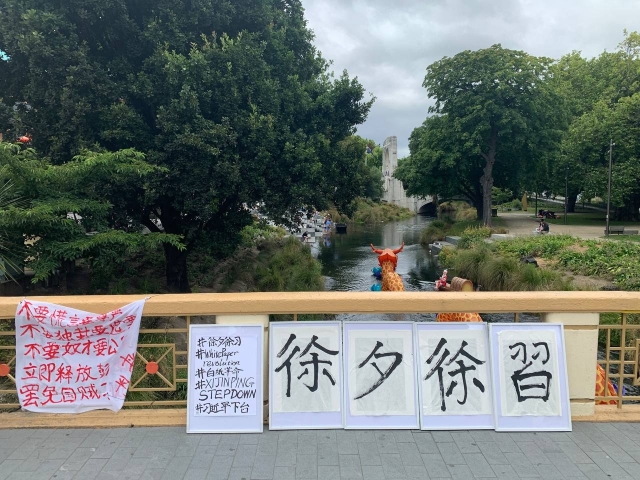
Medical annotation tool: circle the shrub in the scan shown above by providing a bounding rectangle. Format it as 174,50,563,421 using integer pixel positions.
457,226,491,249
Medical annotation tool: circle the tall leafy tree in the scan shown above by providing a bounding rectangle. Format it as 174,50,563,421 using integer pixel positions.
0,142,182,285
399,45,566,225
556,31,640,218
0,0,373,291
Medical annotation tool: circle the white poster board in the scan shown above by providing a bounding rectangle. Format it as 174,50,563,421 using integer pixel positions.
187,324,263,433
269,322,343,430
416,323,494,430
343,322,419,429
489,323,571,432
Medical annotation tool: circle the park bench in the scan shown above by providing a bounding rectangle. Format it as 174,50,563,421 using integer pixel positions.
604,226,639,235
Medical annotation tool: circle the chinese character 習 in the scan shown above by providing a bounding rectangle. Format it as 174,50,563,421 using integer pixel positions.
509,341,552,402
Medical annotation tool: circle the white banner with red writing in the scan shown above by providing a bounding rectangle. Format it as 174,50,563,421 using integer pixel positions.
15,298,146,413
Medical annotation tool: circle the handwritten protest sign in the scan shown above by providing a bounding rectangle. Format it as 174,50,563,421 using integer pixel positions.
15,299,146,413
187,324,263,433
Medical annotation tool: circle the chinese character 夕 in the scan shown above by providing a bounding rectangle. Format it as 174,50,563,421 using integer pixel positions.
424,338,486,412
354,340,402,400
509,341,552,402
274,334,339,398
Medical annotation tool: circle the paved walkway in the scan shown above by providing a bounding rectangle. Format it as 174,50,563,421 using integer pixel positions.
496,212,640,240
1,423,640,480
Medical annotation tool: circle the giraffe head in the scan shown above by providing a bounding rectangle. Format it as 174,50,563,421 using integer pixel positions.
370,242,405,269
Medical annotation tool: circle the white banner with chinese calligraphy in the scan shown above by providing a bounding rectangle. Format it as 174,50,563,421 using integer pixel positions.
489,323,572,432
416,323,494,430
343,322,420,429
187,324,263,433
15,299,146,413
269,322,343,430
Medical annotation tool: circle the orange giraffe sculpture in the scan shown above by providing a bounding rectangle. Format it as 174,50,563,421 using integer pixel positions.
434,270,482,322
370,243,405,291
595,364,618,405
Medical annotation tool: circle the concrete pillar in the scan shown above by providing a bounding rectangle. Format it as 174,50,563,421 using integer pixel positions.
542,312,599,417
215,315,270,420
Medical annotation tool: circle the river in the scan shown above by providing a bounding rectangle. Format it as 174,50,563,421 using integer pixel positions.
311,215,530,323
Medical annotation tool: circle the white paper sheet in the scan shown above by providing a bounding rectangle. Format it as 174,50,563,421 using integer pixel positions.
271,325,341,413
348,329,415,416
419,329,491,416
498,330,561,417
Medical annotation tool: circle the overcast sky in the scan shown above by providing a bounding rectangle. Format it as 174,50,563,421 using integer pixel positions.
302,0,639,157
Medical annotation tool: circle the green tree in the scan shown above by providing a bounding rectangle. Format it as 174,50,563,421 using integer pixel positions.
0,142,182,286
0,0,373,290
557,31,640,218
403,45,566,225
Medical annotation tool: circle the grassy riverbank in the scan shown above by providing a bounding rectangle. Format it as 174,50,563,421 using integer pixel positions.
326,198,415,224
438,228,640,292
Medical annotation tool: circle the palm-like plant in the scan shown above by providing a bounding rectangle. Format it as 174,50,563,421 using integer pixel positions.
0,169,24,283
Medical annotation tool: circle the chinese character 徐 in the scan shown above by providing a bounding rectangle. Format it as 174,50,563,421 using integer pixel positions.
275,334,339,397
425,338,486,412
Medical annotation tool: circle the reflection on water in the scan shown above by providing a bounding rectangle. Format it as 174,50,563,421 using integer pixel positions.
312,215,536,323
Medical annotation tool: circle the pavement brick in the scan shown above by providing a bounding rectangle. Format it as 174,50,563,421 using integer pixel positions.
477,442,509,465
317,465,339,479
336,432,359,455
295,454,317,479
250,454,276,479
461,453,494,477
208,456,234,479
72,458,108,480
392,430,415,443
437,442,465,465
421,453,450,478
450,432,481,454
184,468,209,480
317,431,336,444
227,466,252,480
504,452,538,478
446,464,475,479
431,432,454,443
357,443,381,466
490,464,520,479
404,464,429,478
272,465,295,480
412,432,439,454
338,454,362,479
380,453,406,478
232,444,256,467
317,442,338,466
6,423,640,479
374,432,399,455
586,451,634,477
397,442,423,466
361,465,385,480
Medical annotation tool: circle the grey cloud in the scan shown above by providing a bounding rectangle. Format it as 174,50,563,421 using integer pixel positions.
302,0,637,155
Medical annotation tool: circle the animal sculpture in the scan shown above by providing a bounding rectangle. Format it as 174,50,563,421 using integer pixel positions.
434,270,482,322
595,364,618,405
370,243,405,291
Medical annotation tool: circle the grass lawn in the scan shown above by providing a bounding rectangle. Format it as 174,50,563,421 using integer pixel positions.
541,212,638,227
523,202,601,215
601,235,640,242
